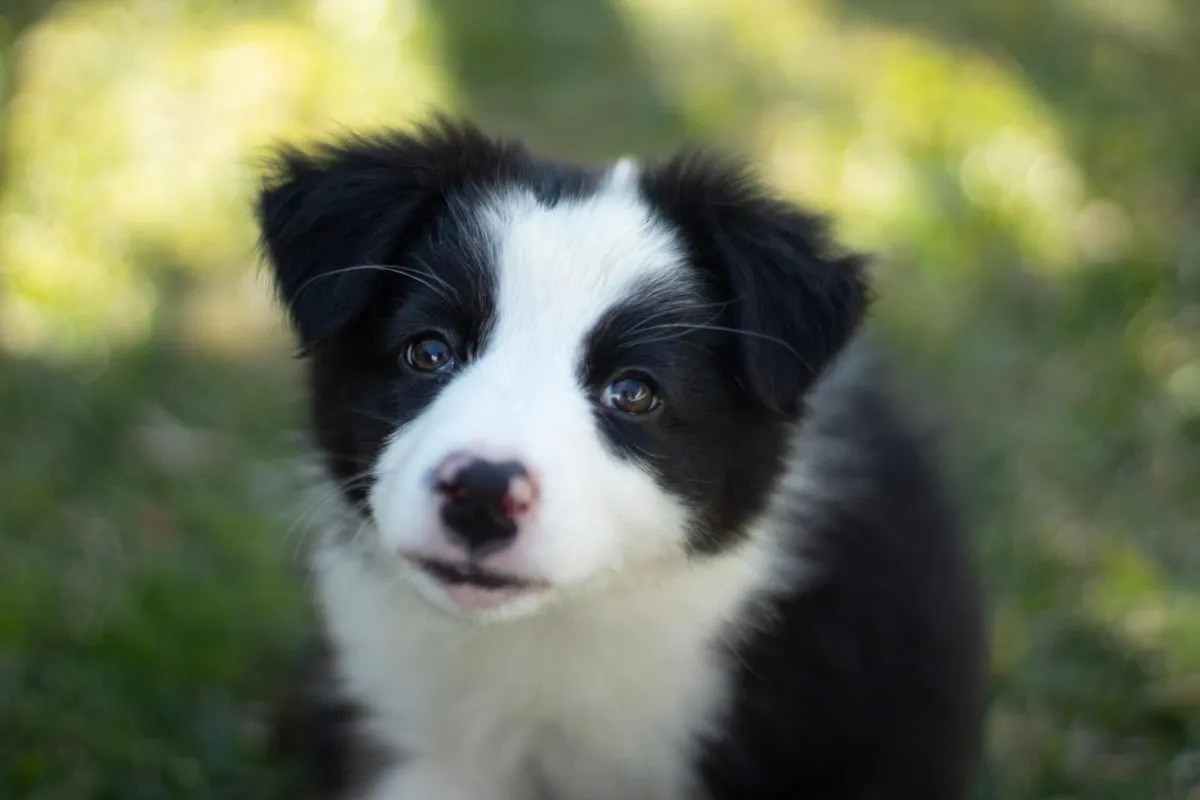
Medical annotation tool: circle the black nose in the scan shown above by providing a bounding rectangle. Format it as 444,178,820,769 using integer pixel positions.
436,458,529,557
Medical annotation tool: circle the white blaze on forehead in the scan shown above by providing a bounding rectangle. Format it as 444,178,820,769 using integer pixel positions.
478,166,690,368
606,157,639,191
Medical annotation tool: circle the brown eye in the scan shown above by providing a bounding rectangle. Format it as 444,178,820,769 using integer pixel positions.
601,376,660,415
404,335,456,374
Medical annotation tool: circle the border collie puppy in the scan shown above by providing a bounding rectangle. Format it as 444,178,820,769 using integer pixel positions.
257,117,986,800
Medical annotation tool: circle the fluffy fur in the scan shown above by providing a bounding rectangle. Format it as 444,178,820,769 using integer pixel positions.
257,117,986,800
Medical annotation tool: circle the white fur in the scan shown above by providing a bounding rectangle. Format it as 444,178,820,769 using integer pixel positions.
607,157,639,190
319,528,794,800
316,168,836,799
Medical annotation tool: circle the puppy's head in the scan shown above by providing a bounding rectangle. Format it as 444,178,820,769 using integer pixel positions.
257,118,867,622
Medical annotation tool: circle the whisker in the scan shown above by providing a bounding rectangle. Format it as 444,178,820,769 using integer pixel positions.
280,464,378,552
351,407,409,429
291,264,455,306
284,480,371,554
618,335,720,359
627,321,812,372
404,254,458,299
620,298,734,340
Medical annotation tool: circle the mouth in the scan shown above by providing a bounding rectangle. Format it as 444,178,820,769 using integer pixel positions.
412,556,535,590
407,556,550,615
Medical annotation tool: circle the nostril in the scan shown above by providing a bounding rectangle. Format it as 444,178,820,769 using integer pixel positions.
435,477,470,502
433,451,475,492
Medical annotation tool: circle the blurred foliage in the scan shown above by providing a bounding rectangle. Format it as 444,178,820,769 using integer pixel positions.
0,0,1197,798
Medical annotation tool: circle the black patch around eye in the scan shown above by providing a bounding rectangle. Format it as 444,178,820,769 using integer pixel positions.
582,289,720,387
581,286,793,554
383,214,497,356
307,199,500,511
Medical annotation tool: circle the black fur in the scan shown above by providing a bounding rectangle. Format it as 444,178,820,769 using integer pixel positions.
695,358,986,799
257,117,985,800
639,151,870,417
269,635,392,799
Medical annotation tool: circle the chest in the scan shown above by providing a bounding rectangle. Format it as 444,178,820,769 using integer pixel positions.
317,550,772,799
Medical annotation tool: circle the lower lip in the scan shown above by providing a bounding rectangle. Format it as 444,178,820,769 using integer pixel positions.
411,561,547,614
437,581,537,613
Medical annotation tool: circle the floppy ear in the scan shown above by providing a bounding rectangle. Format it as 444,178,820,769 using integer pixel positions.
641,152,870,417
257,144,426,349
255,118,526,349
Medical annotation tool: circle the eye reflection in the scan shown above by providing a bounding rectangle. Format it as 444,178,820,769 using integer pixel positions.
403,335,457,374
601,375,660,415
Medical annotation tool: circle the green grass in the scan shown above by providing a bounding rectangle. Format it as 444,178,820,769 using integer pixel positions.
2,0,1199,797
0,332,310,799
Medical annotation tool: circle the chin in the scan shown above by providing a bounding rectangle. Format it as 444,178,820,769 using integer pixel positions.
258,115,987,800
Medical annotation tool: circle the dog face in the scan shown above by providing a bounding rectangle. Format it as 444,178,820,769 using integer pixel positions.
257,119,866,622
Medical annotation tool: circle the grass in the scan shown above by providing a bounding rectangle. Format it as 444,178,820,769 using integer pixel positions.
0,328,309,799
2,0,1199,797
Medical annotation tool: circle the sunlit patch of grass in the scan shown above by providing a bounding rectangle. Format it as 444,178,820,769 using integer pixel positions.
0,0,453,363
622,0,1100,277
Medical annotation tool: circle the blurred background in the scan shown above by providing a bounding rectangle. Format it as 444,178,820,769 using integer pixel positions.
1,0,1198,797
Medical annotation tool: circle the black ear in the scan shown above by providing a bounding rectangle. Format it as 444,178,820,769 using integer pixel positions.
256,143,425,349
641,152,869,417
255,117,526,349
